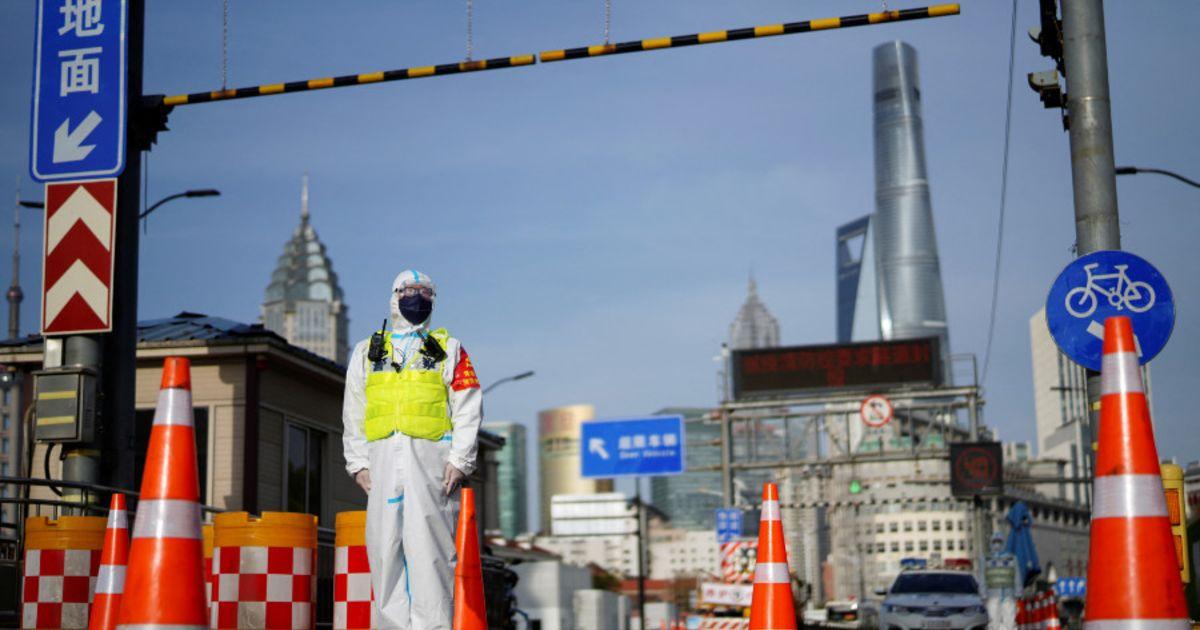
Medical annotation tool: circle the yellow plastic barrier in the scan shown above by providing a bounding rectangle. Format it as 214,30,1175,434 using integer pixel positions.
22,515,106,630
203,524,214,610
211,512,318,629
334,511,374,630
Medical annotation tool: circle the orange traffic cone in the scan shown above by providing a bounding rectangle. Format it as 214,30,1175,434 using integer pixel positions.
89,493,129,630
1083,316,1188,628
749,482,796,630
452,487,487,630
116,358,208,629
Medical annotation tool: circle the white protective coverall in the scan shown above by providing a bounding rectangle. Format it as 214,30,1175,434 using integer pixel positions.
342,270,484,629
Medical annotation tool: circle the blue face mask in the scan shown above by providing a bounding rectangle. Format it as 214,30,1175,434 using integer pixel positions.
398,294,433,325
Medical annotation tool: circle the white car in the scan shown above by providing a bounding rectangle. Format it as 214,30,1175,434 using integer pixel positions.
877,570,987,630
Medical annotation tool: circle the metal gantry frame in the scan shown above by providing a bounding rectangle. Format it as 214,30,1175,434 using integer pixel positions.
700,384,984,507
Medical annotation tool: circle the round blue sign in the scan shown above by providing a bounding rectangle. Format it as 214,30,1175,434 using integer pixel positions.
1045,250,1174,371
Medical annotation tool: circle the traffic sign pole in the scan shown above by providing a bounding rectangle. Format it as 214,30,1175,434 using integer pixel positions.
103,0,143,493
32,0,144,497
62,0,144,495
1062,0,1122,511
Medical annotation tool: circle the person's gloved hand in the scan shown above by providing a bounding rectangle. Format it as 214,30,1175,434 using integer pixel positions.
443,462,466,496
354,469,372,494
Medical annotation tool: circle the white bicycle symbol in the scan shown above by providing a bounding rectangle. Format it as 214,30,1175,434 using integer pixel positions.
1064,262,1156,318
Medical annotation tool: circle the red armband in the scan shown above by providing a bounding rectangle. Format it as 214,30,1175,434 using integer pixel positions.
451,347,480,391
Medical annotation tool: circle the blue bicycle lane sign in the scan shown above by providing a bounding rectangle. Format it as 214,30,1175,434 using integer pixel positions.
1045,250,1174,371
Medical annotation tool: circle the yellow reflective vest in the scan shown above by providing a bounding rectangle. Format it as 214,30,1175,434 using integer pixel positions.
363,328,452,442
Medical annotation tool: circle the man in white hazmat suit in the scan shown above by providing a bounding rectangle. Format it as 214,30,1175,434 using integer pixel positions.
343,269,483,629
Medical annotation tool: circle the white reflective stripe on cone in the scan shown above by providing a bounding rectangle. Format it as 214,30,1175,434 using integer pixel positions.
154,388,195,427
1092,474,1169,519
95,564,125,594
760,500,780,521
106,510,128,529
753,561,789,584
1100,352,1143,395
131,499,202,539
1084,620,1191,630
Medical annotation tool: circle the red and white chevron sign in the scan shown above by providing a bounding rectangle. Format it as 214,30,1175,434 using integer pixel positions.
41,179,117,335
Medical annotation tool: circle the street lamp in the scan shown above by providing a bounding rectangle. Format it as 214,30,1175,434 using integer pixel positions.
482,370,534,395
1115,166,1200,190
138,188,221,221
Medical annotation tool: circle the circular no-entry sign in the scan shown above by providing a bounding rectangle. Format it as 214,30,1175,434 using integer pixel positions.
860,395,893,428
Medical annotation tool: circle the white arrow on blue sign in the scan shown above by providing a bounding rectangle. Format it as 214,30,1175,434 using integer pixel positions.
30,0,128,182
580,415,685,479
1046,250,1174,372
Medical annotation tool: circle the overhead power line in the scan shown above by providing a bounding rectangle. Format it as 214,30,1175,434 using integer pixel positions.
980,0,1019,385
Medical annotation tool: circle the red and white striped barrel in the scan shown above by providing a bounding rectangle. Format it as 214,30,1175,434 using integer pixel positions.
210,512,317,629
21,515,105,629
333,511,374,630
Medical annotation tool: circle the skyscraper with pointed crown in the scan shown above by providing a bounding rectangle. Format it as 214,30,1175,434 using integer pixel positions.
728,277,780,350
261,175,349,363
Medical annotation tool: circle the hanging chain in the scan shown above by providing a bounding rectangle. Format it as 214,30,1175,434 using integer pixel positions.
604,0,612,44
465,0,474,61
221,0,229,89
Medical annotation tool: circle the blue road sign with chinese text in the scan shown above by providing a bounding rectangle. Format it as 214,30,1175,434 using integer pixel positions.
31,0,127,182
580,416,685,479
716,508,743,543
1046,250,1174,371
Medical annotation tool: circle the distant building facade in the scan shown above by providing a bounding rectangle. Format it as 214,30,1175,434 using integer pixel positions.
649,408,722,531
648,527,719,580
536,493,641,577
819,456,1090,601
0,372,22,525
538,405,613,533
262,175,349,364
486,421,529,538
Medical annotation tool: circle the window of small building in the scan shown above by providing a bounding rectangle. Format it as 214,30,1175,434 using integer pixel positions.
285,422,324,521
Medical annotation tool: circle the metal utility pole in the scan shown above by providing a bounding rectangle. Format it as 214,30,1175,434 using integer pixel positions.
8,191,25,341
66,0,147,496
1062,0,1120,489
99,0,146,493
634,478,646,628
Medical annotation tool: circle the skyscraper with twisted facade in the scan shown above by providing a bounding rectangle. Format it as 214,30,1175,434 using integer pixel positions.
835,41,951,370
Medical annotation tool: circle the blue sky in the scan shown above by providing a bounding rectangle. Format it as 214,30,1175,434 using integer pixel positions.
2,2,1199,518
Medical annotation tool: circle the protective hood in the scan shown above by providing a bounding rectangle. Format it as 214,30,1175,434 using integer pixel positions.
389,269,437,332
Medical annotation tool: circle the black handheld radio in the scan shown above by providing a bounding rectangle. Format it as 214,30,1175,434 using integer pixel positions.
367,319,388,363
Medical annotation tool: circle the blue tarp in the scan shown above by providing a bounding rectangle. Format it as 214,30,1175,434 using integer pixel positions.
1005,501,1041,586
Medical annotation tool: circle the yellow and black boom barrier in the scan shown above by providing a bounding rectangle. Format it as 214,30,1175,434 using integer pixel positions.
159,4,958,106
162,54,537,106
540,4,959,63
